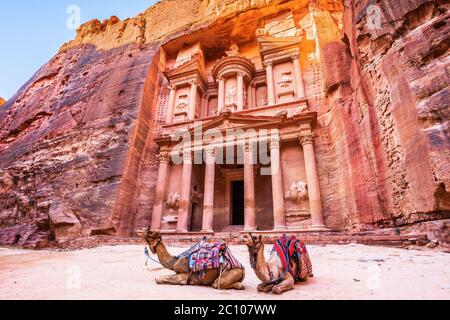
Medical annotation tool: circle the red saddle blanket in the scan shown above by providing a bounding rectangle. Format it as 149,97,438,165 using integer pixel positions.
272,235,313,281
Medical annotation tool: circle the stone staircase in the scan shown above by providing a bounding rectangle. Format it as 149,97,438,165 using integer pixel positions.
52,230,429,250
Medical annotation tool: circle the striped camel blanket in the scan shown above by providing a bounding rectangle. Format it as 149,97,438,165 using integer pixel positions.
178,240,243,274
272,235,314,281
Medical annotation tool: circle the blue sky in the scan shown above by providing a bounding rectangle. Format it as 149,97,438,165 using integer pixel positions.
0,1,158,100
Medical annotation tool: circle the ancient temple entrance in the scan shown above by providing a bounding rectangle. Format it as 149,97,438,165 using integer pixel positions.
190,203,202,232
231,181,245,226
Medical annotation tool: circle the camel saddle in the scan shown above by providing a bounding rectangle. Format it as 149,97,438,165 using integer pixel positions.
178,240,243,274
272,235,314,281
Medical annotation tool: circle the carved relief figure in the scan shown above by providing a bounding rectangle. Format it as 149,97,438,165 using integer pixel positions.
165,192,181,211
278,71,293,88
226,86,236,105
225,44,240,57
289,181,308,203
176,94,189,112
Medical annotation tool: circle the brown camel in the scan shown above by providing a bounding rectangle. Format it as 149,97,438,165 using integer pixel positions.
137,227,245,290
241,234,307,295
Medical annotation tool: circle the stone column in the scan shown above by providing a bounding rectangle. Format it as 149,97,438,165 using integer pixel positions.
201,148,216,233
200,94,207,118
247,83,253,109
150,150,170,230
264,60,276,105
244,142,256,231
252,86,257,108
292,54,306,99
217,77,225,114
177,149,193,233
166,85,177,124
270,137,287,230
237,72,245,112
188,81,198,121
300,135,326,230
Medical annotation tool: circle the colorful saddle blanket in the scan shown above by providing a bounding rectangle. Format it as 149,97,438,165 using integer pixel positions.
272,235,313,281
178,241,243,273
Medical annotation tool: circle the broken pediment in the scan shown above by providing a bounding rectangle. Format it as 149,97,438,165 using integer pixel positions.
257,36,301,60
165,53,208,87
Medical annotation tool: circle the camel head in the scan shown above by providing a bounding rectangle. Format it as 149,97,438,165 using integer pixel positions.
240,233,263,249
240,233,263,269
137,227,162,254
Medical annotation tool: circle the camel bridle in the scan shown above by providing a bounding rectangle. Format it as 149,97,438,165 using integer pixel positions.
248,236,262,270
248,235,283,286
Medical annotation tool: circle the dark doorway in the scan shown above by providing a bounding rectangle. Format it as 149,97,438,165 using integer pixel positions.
232,181,245,226
190,203,202,232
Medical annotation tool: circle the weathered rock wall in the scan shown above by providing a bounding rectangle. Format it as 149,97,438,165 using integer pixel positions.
0,43,161,246
322,0,450,230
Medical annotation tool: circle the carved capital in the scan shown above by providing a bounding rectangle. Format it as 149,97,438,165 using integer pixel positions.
168,84,176,91
269,136,281,150
205,147,216,159
180,149,193,162
244,141,255,153
299,134,314,146
159,151,170,164
264,60,274,68
189,79,200,87
237,71,246,78
291,53,300,61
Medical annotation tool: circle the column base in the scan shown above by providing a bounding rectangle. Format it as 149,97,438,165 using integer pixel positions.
309,225,330,232
176,229,189,233
273,226,287,231
200,229,214,234
244,228,257,232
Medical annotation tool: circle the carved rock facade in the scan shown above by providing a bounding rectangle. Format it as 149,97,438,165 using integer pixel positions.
0,0,448,247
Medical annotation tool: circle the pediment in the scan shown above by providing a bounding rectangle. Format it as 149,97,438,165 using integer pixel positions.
190,112,285,134
257,36,300,56
165,53,207,82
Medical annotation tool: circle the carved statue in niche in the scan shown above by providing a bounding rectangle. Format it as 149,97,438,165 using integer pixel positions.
278,71,293,88
225,86,236,105
191,187,203,203
289,181,308,203
176,94,189,112
225,44,240,57
165,192,180,211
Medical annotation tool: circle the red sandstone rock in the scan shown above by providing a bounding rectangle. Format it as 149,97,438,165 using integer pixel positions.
0,0,448,248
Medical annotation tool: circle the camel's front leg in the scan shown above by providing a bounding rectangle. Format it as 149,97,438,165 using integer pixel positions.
257,282,275,293
155,273,189,286
213,269,246,291
272,274,295,295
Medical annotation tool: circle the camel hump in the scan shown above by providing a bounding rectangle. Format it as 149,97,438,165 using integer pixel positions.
178,240,243,275
272,235,313,280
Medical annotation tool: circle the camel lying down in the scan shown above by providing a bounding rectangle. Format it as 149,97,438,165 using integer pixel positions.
240,234,314,295
137,228,245,290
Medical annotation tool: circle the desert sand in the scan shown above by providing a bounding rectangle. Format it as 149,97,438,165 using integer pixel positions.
0,244,449,300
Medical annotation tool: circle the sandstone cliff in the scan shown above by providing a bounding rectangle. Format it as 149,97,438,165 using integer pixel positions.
0,0,448,248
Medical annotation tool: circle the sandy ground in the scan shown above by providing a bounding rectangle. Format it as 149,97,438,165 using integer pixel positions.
0,244,449,300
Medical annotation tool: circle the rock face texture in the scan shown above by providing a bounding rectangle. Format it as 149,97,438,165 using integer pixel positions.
0,0,448,248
